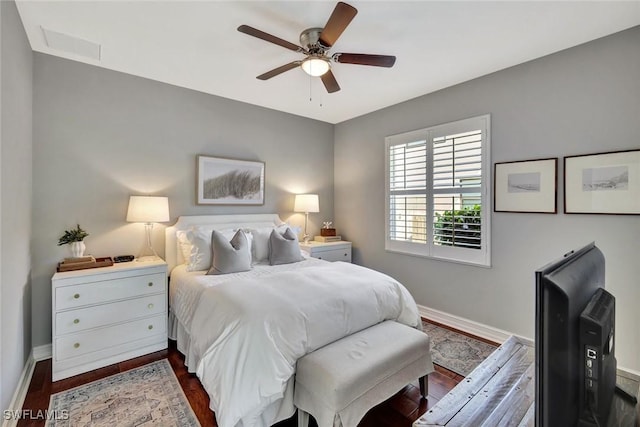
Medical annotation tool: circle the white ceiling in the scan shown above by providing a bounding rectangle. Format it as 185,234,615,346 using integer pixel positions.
15,1,640,124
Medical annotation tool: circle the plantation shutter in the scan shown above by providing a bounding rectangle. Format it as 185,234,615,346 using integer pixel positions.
432,130,483,250
385,115,491,266
388,138,428,244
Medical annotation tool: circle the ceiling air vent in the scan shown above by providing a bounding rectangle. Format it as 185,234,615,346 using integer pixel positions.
41,27,101,61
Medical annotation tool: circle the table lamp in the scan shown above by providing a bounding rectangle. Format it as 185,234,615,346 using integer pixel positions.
126,195,170,261
294,194,319,243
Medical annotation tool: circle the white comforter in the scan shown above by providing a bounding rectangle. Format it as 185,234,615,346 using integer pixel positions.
172,260,421,427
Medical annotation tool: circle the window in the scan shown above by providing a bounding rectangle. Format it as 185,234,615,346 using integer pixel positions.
385,115,491,266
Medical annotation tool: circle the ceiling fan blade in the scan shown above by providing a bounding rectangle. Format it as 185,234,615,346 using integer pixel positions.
319,2,357,48
321,70,341,93
334,53,396,67
256,62,301,80
238,25,303,52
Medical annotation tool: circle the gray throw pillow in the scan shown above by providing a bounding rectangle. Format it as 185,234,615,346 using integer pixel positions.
268,227,303,265
207,229,252,275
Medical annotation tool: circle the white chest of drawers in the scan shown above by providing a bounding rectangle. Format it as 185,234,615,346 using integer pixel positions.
299,241,352,262
51,259,168,381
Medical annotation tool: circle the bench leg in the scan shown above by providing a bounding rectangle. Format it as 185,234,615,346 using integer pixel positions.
419,375,428,398
298,409,309,427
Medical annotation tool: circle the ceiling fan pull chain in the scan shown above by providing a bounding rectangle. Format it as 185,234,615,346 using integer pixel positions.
309,76,324,107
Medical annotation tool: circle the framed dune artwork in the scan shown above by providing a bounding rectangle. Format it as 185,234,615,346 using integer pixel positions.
196,155,265,205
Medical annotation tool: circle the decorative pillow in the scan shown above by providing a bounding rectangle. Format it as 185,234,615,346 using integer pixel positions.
176,230,192,264
207,229,252,275
268,227,303,265
184,227,236,271
245,224,289,262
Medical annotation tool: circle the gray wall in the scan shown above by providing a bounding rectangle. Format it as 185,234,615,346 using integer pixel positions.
32,54,334,347
334,26,640,372
1,0,33,410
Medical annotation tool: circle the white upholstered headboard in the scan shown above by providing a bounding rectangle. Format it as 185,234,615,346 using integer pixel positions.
164,214,284,274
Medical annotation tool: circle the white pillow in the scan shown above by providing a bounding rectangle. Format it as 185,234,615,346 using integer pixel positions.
184,226,236,271
176,230,192,264
245,224,289,262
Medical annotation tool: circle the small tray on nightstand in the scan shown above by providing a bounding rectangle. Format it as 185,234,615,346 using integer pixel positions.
57,256,114,272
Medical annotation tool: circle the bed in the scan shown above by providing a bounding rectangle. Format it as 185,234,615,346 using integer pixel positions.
165,214,423,427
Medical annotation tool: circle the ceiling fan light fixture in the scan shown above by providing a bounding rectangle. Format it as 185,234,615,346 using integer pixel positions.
239,2,394,93
301,57,330,77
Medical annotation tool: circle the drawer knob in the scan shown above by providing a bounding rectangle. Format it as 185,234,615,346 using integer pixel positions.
74,343,80,349
148,282,153,287
73,293,80,299
148,325,153,330
148,303,154,309
73,319,80,324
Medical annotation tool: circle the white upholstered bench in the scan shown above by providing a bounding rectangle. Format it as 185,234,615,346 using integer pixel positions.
294,320,434,427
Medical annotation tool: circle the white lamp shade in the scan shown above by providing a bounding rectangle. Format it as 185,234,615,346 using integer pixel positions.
126,196,170,223
294,194,319,213
301,58,330,77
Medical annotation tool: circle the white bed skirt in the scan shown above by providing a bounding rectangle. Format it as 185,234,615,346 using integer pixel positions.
168,309,297,426
168,309,192,365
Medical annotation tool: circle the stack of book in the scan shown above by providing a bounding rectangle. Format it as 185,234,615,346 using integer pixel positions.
314,235,342,243
57,256,114,272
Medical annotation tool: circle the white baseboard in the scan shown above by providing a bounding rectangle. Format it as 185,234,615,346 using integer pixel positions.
618,367,640,382
2,344,53,427
418,305,639,381
1,352,36,427
418,304,533,346
33,344,52,361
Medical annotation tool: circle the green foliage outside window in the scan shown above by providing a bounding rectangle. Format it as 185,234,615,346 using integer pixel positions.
434,205,481,249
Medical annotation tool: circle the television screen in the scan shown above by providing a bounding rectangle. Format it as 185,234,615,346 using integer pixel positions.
534,242,616,427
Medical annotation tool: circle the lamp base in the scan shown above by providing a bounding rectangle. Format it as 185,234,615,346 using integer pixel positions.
136,223,162,262
302,212,313,244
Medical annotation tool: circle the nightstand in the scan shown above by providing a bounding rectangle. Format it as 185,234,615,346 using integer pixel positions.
51,259,168,381
300,241,352,262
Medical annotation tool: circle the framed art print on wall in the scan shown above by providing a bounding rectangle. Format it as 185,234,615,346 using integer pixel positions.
564,149,640,214
197,155,265,205
494,158,557,213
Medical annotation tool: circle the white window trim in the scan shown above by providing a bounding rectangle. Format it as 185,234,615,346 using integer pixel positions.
385,115,491,267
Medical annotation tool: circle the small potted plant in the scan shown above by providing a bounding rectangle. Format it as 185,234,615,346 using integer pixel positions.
58,224,89,258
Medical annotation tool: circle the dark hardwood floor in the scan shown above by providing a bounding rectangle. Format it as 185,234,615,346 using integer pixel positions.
19,322,472,427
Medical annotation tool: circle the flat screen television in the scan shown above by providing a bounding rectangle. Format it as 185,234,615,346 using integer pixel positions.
534,242,617,427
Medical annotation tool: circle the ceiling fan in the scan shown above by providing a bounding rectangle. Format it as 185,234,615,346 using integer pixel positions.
237,2,396,93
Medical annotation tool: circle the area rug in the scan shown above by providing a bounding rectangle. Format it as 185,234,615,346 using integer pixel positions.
46,359,200,427
422,319,498,377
